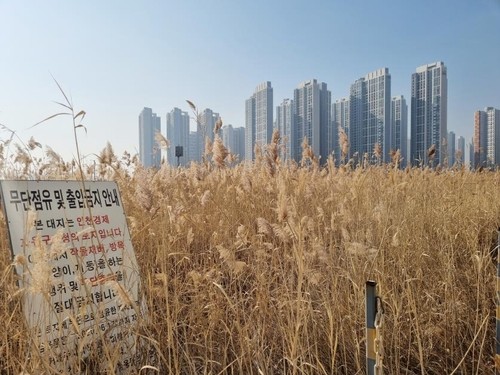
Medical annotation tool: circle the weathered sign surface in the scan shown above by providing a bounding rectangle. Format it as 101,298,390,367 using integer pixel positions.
0,180,143,372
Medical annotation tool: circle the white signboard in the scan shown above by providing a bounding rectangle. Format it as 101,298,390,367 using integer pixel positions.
0,180,144,372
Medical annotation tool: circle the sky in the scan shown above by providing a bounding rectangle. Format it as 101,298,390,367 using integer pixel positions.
1,0,500,162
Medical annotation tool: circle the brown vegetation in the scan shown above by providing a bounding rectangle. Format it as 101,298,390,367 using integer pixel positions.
0,138,499,374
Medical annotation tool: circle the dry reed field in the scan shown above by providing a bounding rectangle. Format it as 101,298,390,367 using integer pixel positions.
1,107,500,373
1,141,499,374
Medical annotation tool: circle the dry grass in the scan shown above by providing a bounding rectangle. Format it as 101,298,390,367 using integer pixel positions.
0,134,500,374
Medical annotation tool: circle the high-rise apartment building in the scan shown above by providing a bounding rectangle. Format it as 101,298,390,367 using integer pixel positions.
474,107,500,168
410,61,448,166
138,107,161,168
293,79,331,163
457,136,465,166
391,95,408,167
276,98,294,162
447,131,456,166
245,82,273,160
486,107,500,167
234,126,247,161
166,107,190,167
197,108,221,162
349,68,391,163
469,140,474,169
222,124,245,162
473,110,488,168
188,131,198,164
233,127,246,161
222,124,234,153
332,98,350,163
245,97,255,161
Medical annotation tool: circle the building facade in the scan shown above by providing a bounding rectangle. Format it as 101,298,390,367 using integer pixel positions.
197,108,220,162
245,97,256,161
138,107,161,168
233,127,245,161
276,98,294,162
391,95,408,167
349,68,391,164
293,79,331,163
457,135,465,166
447,131,456,167
410,62,448,166
222,124,246,162
166,107,190,167
474,107,500,168
473,110,487,168
245,81,273,160
486,107,500,167
332,98,350,163
188,131,198,164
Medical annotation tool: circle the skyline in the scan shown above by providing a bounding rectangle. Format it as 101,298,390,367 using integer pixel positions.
1,1,500,162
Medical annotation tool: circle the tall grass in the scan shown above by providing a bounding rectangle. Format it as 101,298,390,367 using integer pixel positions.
1,128,500,373
0,142,500,374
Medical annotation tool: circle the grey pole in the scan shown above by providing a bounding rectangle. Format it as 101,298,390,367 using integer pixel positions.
366,280,377,375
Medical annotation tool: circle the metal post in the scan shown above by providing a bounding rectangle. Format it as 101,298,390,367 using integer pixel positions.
496,229,500,372
366,280,377,375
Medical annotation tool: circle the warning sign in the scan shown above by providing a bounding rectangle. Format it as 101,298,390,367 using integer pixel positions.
0,180,144,372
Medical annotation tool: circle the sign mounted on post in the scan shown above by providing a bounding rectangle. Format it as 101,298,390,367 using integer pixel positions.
0,180,144,373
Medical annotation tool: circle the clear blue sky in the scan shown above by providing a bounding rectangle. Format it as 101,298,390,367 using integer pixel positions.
1,0,499,162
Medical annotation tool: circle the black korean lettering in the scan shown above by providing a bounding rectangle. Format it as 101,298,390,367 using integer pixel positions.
41,189,52,210
102,188,120,207
54,189,65,209
34,219,43,230
66,189,76,209
69,280,79,292
74,189,84,208
92,189,102,207
46,218,56,228
8,190,22,211
30,190,43,211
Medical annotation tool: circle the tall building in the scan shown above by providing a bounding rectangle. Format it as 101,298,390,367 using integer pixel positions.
233,127,246,161
468,139,474,169
349,68,391,163
245,82,273,160
197,108,221,162
473,110,488,168
391,95,408,167
222,124,234,151
457,136,465,166
332,98,350,163
320,83,333,162
475,107,500,168
245,97,255,161
447,131,456,166
276,98,294,162
222,124,245,162
410,61,448,166
166,107,190,166
138,107,161,168
293,79,331,163
486,107,500,167
188,131,198,164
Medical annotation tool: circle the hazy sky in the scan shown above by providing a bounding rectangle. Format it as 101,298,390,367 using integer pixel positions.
1,0,499,162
